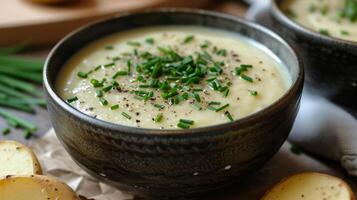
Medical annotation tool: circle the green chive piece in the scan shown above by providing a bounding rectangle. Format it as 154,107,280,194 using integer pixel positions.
319,29,330,36
110,104,119,110
225,111,234,122
2,127,10,135
341,30,349,35
104,45,114,50
177,122,190,129
99,97,108,106
127,60,132,73
154,113,163,123
216,49,227,57
102,85,112,92
208,101,221,106
223,88,230,97
179,119,194,125
24,130,33,140
285,9,297,18
112,71,128,79
241,74,254,83
145,38,154,45
104,62,115,68
215,104,229,112
249,90,258,96
193,93,201,102
96,90,104,97
121,112,132,119
183,35,194,44
154,104,165,109
0,109,37,131
127,41,141,47
77,71,88,78
67,96,78,103
207,105,217,111
192,102,202,110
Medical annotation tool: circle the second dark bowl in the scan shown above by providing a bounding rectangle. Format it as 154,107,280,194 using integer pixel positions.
271,0,357,100
44,9,303,198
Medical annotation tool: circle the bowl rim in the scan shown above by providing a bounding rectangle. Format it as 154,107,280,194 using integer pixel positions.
44,8,304,137
270,0,357,47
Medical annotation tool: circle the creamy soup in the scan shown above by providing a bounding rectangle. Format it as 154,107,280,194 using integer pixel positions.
283,0,357,42
57,26,291,129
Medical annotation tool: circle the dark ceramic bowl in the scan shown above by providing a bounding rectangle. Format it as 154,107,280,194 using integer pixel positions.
44,8,303,198
270,0,357,99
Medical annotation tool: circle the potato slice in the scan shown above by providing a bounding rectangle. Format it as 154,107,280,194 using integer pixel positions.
0,175,80,200
0,140,42,177
261,172,355,200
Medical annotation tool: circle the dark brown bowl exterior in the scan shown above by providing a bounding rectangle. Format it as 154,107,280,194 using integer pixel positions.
44,9,303,198
270,0,357,99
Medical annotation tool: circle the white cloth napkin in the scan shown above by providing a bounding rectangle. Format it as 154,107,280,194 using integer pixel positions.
245,0,357,176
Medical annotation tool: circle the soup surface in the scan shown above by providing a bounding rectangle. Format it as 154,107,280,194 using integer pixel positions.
57,26,290,129
283,0,357,42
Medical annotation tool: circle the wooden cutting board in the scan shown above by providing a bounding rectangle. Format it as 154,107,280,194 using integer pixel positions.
0,0,212,46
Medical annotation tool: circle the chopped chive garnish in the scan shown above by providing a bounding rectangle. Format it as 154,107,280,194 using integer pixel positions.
183,35,194,44
96,90,103,97
154,113,163,123
179,119,194,125
216,49,227,57
112,56,120,61
285,9,297,18
145,38,154,45
2,127,10,135
127,41,141,47
249,90,258,96
319,29,330,36
104,62,115,68
192,102,202,110
207,105,217,111
77,71,88,78
215,104,229,112
320,4,329,15
208,101,221,106
102,85,112,92
94,65,101,71
225,111,234,122
121,112,132,119
154,104,165,109
110,104,119,110
112,71,128,79
223,88,229,97
341,30,349,35
200,40,211,48
67,96,78,103
104,45,114,50
240,74,254,83
127,60,132,73
177,122,190,129
90,79,104,87
99,97,108,106
193,92,201,102
24,130,32,140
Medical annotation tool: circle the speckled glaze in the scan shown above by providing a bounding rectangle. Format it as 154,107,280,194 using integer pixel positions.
270,0,357,99
44,8,303,198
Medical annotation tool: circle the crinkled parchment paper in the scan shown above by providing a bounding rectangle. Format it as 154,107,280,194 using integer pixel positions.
29,129,133,200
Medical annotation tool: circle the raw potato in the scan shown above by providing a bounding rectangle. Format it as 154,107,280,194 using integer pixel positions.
261,172,356,200
0,140,42,178
0,175,81,200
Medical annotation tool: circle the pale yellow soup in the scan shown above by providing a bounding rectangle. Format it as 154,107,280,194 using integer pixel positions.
283,0,357,42
57,26,291,129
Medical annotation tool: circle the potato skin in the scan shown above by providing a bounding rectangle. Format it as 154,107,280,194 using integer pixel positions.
0,140,42,177
0,175,81,200
261,172,356,200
